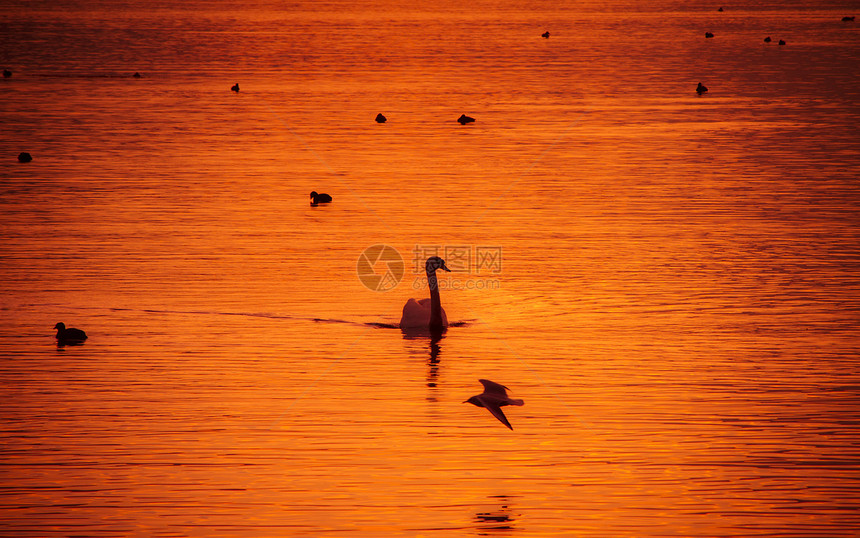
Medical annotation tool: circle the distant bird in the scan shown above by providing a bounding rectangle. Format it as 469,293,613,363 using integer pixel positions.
231,82,239,92
18,152,32,163
696,82,708,94
54,322,87,344
764,36,772,42
132,72,141,78
541,31,550,38
457,114,475,125
375,113,387,123
842,16,855,21
2,69,11,78
717,6,723,11
705,32,714,38
778,39,786,45
464,379,524,430
309,191,332,205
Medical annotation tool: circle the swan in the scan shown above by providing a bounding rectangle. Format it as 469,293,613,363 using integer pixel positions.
54,322,87,344
400,256,450,330
309,191,332,204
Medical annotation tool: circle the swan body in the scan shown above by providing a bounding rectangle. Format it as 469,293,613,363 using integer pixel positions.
54,322,87,344
400,256,450,330
310,191,332,204
464,379,524,430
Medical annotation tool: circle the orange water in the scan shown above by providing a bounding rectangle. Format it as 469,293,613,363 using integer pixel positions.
1,1,859,535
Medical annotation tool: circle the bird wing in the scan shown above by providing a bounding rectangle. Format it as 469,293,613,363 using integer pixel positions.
479,379,510,396
483,400,514,430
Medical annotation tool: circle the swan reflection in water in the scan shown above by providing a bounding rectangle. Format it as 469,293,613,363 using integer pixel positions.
401,327,445,397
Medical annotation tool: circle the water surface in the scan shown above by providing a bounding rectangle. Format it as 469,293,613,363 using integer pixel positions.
1,0,859,535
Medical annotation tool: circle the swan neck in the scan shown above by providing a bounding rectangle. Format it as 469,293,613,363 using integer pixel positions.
426,268,443,329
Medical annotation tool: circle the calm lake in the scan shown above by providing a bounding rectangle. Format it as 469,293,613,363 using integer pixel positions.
1,0,859,535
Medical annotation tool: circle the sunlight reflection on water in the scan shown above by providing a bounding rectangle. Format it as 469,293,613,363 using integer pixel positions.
1,0,859,535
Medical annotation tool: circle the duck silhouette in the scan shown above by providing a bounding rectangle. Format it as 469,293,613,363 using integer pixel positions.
375,113,387,123
696,82,708,94
231,82,239,92
309,191,332,205
764,36,772,43
457,114,475,125
541,31,550,38
17,152,32,163
54,322,87,345
464,379,524,430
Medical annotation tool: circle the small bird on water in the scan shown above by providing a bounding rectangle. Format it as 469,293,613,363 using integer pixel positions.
54,322,87,344
457,114,475,125
231,82,239,92
309,191,332,205
375,113,387,123
696,82,708,94
464,379,524,430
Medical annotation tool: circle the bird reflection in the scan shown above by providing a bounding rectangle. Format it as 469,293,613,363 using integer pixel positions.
474,495,516,534
401,327,445,395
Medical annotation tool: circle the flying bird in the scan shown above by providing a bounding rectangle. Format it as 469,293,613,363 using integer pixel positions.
464,379,524,430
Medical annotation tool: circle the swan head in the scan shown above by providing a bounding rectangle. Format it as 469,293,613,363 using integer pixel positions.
425,256,451,274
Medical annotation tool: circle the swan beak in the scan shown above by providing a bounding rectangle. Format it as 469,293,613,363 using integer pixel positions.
441,263,451,272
